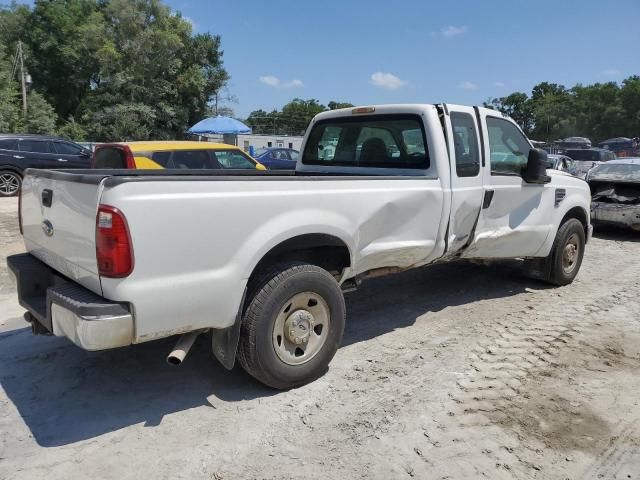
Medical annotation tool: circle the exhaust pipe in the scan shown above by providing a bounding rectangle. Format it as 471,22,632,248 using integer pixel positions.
166,330,204,366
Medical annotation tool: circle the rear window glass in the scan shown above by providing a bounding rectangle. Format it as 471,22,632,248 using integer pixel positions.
302,114,429,169
94,147,127,168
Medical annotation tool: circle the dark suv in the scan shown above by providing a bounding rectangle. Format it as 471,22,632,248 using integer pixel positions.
0,134,91,196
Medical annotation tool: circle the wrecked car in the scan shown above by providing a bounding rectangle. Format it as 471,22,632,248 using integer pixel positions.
588,158,640,231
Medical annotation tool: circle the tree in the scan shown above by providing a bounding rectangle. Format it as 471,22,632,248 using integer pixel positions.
57,116,88,141
484,92,533,134
21,90,58,134
0,46,20,132
0,0,230,140
328,101,354,110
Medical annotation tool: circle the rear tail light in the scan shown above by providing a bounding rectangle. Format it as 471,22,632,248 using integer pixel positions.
18,183,23,235
96,205,134,278
123,147,136,169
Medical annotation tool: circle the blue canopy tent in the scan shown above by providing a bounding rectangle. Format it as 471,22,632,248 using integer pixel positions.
187,116,251,146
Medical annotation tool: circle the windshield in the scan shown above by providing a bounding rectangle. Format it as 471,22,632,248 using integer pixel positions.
589,162,640,181
255,148,268,156
302,114,429,169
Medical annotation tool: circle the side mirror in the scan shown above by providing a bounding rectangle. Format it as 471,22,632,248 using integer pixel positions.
523,148,551,184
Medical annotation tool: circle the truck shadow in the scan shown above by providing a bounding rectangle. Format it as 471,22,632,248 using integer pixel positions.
343,260,537,347
0,260,539,447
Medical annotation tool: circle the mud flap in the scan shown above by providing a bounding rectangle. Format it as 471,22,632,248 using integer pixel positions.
211,288,246,370
524,256,552,282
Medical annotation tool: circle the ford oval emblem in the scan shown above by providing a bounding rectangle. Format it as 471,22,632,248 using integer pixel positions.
41,220,54,237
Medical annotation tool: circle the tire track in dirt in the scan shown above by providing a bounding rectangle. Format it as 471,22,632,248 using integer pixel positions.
443,255,640,478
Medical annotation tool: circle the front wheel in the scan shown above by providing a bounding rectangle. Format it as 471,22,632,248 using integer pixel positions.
0,171,21,197
237,262,346,389
546,218,586,286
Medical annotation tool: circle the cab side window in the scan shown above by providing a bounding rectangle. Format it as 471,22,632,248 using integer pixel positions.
486,117,531,176
450,112,480,177
213,150,255,169
54,142,83,155
19,140,54,154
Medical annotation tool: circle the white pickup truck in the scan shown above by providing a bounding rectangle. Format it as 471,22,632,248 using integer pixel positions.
8,104,592,389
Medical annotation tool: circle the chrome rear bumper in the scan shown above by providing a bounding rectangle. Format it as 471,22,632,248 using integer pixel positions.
7,253,133,350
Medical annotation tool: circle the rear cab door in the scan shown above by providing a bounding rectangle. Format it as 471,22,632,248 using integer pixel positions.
462,109,555,258
442,104,484,254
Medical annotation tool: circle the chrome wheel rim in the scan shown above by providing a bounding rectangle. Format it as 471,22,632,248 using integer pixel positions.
272,291,330,366
562,233,580,274
0,173,20,195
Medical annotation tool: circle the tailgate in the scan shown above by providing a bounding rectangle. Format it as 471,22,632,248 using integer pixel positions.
20,170,104,294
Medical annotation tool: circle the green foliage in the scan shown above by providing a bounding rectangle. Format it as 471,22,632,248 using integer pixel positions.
0,43,57,134
57,116,88,141
21,91,58,134
0,0,229,140
0,46,21,132
328,101,354,110
485,77,640,142
246,99,354,135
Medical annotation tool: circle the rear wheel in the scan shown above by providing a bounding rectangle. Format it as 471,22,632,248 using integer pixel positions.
238,262,346,389
0,171,21,197
546,218,585,286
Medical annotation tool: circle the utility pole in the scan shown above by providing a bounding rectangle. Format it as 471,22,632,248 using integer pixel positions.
13,41,28,119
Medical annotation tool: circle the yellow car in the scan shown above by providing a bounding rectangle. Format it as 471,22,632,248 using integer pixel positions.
91,141,266,170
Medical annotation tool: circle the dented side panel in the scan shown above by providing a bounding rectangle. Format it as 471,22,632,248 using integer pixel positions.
99,177,446,341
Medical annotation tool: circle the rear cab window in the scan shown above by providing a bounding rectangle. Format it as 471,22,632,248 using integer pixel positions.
450,112,480,177
302,114,429,170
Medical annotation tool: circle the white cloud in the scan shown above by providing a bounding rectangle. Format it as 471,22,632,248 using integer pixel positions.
494,81,505,87
370,72,408,90
259,76,304,88
458,81,478,90
601,68,620,76
441,25,468,37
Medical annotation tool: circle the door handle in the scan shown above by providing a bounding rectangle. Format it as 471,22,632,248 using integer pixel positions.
12,155,24,159
57,158,68,162
482,190,495,209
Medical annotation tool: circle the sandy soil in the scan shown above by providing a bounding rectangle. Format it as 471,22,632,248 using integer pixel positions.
0,196,639,479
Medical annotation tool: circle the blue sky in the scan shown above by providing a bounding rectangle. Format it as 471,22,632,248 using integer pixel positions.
166,0,640,117
19,0,640,117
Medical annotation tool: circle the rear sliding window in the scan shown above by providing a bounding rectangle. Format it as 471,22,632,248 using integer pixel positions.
302,114,429,169
94,147,126,168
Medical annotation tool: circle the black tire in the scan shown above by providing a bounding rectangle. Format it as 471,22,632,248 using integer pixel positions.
0,170,22,197
237,262,346,389
546,218,585,286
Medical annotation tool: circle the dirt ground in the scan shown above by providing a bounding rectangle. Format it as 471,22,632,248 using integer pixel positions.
1,196,639,480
